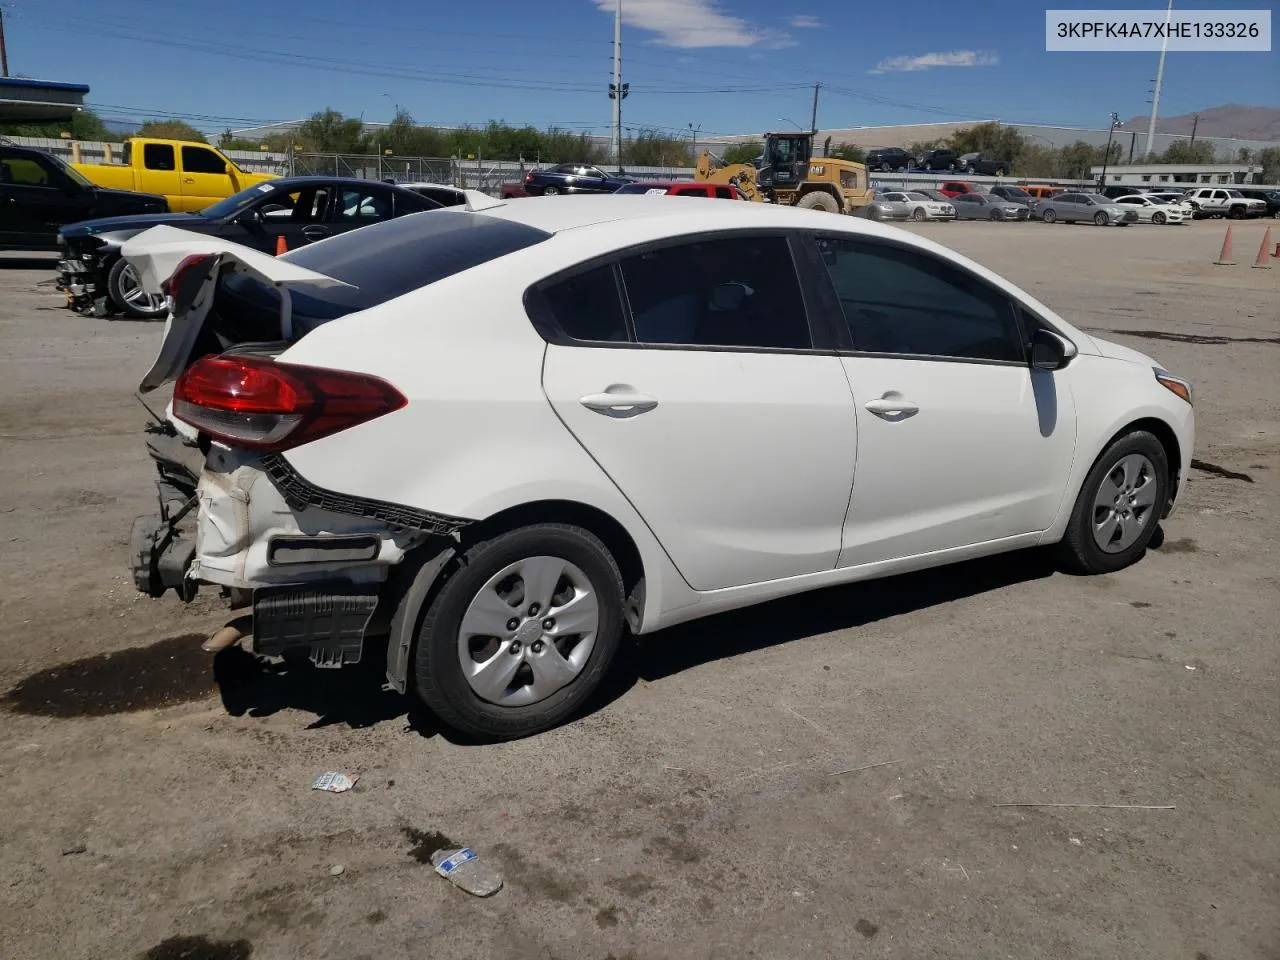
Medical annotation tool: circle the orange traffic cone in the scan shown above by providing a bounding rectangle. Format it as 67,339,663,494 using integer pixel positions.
1253,226,1273,269
275,234,288,256
1213,225,1236,265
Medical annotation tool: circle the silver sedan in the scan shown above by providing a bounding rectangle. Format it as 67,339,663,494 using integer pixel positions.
949,193,1030,221
1034,192,1139,226
858,194,913,222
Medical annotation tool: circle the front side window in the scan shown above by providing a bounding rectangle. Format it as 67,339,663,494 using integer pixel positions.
620,236,811,350
143,143,175,171
181,146,227,174
2,154,55,186
815,237,1022,363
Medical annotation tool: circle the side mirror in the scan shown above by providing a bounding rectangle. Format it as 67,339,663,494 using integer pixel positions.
710,281,752,312
1031,328,1077,371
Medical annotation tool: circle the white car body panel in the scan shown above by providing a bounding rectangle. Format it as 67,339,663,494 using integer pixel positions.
126,196,1195,636
878,192,956,220
1114,195,1186,223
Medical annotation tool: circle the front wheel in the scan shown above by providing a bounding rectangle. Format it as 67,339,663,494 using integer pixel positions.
542,185,560,196
989,209,1002,221
1057,431,1169,574
912,207,926,221
1094,211,1109,226
412,523,625,741
1152,211,1167,225
107,258,168,320
796,190,840,213
1042,209,1057,223
966,165,976,174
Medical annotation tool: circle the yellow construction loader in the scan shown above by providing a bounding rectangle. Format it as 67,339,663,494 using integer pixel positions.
695,131,874,214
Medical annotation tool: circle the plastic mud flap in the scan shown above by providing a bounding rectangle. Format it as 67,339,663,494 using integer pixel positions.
253,583,380,668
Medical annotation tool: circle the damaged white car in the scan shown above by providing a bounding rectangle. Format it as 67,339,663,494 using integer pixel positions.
125,195,1195,741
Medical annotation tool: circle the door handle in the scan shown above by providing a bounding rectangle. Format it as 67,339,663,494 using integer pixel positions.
302,225,330,240
182,177,196,184
864,394,919,417
580,389,658,416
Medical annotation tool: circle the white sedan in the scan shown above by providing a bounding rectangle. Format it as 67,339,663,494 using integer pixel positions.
878,190,956,221
1113,194,1187,224
120,195,1195,741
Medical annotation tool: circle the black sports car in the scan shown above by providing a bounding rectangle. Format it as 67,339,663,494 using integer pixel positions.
522,163,632,196
57,176,440,318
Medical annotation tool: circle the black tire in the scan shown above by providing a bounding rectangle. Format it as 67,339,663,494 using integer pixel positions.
966,165,976,174
1152,211,1166,225
1094,211,1109,226
543,185,560,196
989,209,1001,220
1042,209,1057,224
1057,430,1169,575
796,190,840,213
912,207,926,221
106,257,168,320
412,523,625,741
1229,205,1246,220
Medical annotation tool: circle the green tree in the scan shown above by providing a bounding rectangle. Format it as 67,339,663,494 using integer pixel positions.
1056,140,1099,179
1257,146,1280,183
719,142,762,165
948,122,1027,166
623,128,691,167
1159,139,1215,164
296,109,367,153
136,119,207,142
826,142,865,162
1014,144,1058,179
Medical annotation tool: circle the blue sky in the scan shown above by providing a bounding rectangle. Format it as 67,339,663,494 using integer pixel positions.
7,0,1277,137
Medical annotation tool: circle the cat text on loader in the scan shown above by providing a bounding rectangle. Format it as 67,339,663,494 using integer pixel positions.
694,131,874,214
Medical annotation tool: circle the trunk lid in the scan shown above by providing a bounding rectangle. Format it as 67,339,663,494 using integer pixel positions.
122,226,353,393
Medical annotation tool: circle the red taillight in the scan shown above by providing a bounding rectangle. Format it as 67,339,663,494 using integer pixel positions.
524,171,534,182
172,355,406,452
160,253,215,298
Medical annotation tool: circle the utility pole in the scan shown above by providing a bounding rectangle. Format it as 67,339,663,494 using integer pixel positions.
809,83,820,135
1189,113,1200,144
688,122,701,166
1145,0,1174,157
0,9,9,78
608,0,629,172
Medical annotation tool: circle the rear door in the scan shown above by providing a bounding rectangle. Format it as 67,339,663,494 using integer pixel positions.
807,233,1077,566
178,144,234,212
537,232,859,591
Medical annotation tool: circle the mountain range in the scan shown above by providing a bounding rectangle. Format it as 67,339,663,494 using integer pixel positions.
1122,104,1280,142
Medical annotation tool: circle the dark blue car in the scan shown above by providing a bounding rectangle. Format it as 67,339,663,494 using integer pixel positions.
523,163,632,196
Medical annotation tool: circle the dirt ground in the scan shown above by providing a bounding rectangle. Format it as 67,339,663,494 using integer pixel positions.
1,218,1277,960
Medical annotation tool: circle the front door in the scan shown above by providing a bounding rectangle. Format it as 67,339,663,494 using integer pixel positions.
537,233,858,591
221,183,336,254
807,234,1077,567
0,151,87,248
178,144,234,212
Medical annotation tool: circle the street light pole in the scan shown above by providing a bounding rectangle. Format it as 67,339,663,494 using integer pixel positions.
775,117,804,131
688,122,702,166
1100,112,1122,188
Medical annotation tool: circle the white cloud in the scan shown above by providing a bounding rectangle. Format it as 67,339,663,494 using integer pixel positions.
593,0,794,48
789,14,822,28
871,50,999,73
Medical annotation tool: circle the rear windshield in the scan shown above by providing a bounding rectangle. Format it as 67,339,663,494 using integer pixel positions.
216,210,551,331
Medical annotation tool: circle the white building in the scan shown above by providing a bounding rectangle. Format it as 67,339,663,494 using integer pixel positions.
1090,163,1260,186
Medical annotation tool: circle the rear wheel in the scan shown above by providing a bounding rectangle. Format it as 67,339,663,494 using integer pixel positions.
912,207,926,221
1094,211,1109,226
797,190,840,213
412,523,624,741
107,258,168,320
995,168,1007,177
1057,431,1168,574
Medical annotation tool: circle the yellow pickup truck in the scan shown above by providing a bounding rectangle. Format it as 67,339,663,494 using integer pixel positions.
73,138,277,213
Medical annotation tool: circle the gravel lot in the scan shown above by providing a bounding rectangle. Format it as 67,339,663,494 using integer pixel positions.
1,219,1277,960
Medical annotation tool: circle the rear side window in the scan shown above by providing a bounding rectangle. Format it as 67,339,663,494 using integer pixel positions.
144,143,175,171
539,266,628,342
620,236,811,349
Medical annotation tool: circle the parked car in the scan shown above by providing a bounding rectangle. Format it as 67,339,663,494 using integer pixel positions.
950,193,1030,220
912,188,952,203
876,190,956,220
988,185,1035,207
72,138,277,212
121,193,1194,741
614,181,744,199
0,144,167,251
1235,187,1280,218
523,163,631,196
1098,184,1149,199
865,147,915,172
937,180,989,199
859,192,912,221
916,148,959,171
397,182,468,206
57,176,441,318
1181,187,1267,219
1033,192,1139,225
1112,194,1186,224
957,153,1009,176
